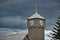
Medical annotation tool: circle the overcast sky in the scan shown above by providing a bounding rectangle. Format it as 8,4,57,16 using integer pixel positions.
0,0,60,30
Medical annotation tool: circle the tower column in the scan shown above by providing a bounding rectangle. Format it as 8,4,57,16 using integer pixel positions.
27,12,46,40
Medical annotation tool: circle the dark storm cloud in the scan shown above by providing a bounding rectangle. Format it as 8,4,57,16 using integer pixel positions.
0,0,34,17
0,16,27,29
0,0,60,30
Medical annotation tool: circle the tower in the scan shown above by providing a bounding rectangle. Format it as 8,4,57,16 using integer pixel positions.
27,12,46,40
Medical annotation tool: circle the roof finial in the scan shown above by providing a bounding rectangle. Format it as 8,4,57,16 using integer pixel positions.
35,3,37,12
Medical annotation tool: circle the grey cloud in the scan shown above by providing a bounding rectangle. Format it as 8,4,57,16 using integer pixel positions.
0,16,27,29
0,28,27,35
46,18,56,30
0,0,60,30
0,0,60,17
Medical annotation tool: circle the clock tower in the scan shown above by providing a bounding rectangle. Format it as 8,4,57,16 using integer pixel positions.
27,12,46,40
